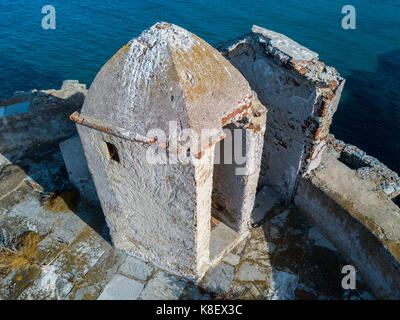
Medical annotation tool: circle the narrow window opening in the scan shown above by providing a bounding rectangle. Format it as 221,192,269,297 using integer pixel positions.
105,142,120,163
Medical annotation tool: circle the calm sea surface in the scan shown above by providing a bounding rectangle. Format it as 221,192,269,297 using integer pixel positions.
0,0,399,172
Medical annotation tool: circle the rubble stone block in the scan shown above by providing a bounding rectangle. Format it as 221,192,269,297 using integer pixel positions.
0,164,27,197
66,248,126,300
200,263,235,295
98,274,144,300
139,271,186,300
223,253,241,266
118,255,153,281
235,261,269,282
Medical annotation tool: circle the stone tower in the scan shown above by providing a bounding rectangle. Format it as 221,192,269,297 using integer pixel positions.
71,22,267,279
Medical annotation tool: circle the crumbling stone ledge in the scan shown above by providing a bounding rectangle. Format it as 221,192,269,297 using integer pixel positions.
326,134,400,200
0,80,86,155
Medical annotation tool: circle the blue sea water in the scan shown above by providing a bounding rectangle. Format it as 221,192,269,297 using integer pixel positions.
0,0,399,172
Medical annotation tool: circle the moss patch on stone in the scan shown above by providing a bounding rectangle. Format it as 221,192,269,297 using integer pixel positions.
0,231,44,278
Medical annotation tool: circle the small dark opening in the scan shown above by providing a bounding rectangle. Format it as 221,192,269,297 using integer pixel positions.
392,195,400,208
105,142,120,162
338,153,371,170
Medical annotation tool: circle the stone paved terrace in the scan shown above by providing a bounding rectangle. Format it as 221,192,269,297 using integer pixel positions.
0,142,375,300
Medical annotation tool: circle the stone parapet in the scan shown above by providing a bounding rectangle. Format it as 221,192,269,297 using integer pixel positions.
0,81,87,154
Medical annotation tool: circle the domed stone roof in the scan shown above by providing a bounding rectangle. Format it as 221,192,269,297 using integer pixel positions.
73,22,260,150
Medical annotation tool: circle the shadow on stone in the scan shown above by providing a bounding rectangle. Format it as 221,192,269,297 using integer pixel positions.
260,207,374,300
0,87,110,244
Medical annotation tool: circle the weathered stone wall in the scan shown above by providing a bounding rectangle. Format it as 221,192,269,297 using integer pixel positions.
295,151,400,299
218,26,344,200
0,81,86,154
77,124,218,279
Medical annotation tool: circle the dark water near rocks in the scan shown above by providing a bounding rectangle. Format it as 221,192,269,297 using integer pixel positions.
0,0,399,172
